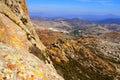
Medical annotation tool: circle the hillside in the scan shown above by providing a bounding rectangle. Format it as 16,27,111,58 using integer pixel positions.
46,36,120,80
101,24,120,32
35,29,64,46
32,19,72,33
33,17,120,80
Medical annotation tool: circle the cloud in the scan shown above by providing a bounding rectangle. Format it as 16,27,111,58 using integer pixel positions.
76,0,91,2
96,0,113,6
76,0,114,6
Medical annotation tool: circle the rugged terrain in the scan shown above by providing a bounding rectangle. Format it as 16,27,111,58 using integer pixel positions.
46,36,120,80
33,17,120,80
0,0,120,80
0,0,63,80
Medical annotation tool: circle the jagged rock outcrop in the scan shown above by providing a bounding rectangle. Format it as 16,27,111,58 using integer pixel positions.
0,0,45,51
0,0,64,80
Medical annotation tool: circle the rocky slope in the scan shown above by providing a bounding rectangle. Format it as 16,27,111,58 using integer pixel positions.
35,29,64,46
0,0,63,80
46,36,120,80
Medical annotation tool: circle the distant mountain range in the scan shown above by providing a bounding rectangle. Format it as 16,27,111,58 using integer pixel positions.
30,13,120,21
95,18,120,24
31,16,120,33
76,14,120,21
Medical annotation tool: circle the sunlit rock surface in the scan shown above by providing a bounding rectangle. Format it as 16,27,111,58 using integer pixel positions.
0,0,64,80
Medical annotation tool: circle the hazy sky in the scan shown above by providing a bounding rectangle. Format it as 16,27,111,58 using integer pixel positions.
26,0,120,16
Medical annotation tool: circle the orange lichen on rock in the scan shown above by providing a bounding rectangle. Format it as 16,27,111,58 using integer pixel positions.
0,13,29,50
0,0,63,80
0,43,64,80
8,64,13,70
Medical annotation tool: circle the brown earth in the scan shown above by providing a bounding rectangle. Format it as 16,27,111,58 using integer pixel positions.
36,29,64,46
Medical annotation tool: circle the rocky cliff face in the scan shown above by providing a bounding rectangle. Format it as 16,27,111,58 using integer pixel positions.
0,0,63,80
0,0,45,50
